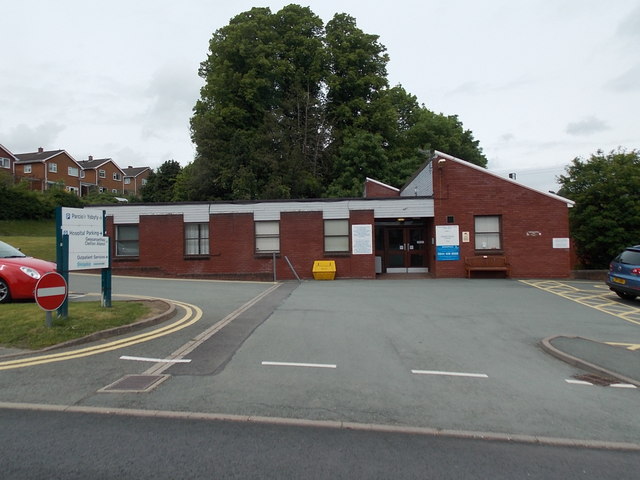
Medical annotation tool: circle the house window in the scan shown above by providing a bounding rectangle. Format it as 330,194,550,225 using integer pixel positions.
24,165,32,174
80,170,85,178
48,162,57,173
185,223,210,255
111,189,118,193
116,225,139,257
142,178,148,185
68,166,79,177
113,172,121,181
99,169,106,178
124,178,131,184
99,187,105,193
0,157,9,168
66,186,79,194
255,221,280,253
324,219,350,252
474,215,502,250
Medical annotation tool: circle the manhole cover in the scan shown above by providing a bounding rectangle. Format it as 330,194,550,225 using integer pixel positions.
572,373,617,386
99,374,169,393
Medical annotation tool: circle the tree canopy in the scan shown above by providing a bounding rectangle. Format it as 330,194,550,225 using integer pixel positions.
557,148,640,268
184,4,486,201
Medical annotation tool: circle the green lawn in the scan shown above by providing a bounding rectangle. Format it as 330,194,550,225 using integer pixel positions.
0,301,150,350
0,220,57,261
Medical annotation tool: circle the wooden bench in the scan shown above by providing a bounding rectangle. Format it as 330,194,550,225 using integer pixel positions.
465,255,510,278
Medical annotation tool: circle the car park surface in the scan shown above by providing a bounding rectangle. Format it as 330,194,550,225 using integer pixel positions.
0,275,639,447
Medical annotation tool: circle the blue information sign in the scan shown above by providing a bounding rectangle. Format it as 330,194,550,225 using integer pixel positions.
436,245,460,261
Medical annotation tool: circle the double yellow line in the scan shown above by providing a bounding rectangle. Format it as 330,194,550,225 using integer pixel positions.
0,298,203,371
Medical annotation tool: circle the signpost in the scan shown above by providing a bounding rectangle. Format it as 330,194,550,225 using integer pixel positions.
35,272,68,327
55,207,112,319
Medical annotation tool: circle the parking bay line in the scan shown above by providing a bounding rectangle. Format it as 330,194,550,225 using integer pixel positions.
120,355,192,364
411,370,488,378
262,361,337,369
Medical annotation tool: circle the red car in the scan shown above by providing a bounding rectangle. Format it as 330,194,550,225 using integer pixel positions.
0,240,57,303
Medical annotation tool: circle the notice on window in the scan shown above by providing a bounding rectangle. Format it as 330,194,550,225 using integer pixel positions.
436,225,460,261
352,224,373,255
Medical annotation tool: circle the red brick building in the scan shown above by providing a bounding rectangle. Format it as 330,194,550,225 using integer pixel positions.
78,157,125,196
99,151,573,280
14,148,84,194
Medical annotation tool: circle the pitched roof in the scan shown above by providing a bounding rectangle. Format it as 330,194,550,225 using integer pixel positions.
123,166,150,177
0,144,18,160
15,149,65,163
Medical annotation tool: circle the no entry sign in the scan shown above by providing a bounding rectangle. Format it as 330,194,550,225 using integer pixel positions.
35,272,68,311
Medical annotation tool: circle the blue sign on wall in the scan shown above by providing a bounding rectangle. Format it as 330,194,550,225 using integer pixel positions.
436,245,460,261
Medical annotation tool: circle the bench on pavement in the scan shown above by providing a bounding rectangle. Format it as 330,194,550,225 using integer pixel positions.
465,255,510,278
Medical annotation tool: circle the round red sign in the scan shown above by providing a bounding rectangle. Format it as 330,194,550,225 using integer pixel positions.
35,272,68,311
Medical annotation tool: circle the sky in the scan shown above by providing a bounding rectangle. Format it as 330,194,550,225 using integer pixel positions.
2,0,639,194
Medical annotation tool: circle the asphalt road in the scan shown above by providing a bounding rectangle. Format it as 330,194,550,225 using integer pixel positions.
1,274,639,477
1,408,638,480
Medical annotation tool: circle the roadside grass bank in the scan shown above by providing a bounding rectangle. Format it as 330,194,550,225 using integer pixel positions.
0,220,56,261
0,301,151,350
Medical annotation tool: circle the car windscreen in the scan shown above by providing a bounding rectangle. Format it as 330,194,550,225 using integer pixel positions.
0,241,27,258
619,249,640,265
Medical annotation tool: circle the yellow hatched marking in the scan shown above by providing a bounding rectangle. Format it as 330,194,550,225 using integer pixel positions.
520,280,640,327
606,342,640,351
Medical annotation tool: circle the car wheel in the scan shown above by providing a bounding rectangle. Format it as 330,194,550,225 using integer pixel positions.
0,279,11,303
615,291,637,301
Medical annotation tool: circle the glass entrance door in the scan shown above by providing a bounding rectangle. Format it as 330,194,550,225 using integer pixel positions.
385,227,428,273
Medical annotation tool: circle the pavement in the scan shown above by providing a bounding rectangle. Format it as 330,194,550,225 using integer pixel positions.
542,336,640,387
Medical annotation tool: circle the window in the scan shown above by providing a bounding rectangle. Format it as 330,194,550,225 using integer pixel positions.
255,221,280,253
66,186,79,194
0,157,9,169
124,178,131,184
142,178,148,185
475,216,501,250
24,165,32,174
113,172,121,181
99,169,106,178
68,166,79,177
185,223,210,255
111,189,118,193
48,162,57,173
116,225,139,256
80,170,85,179
99,187,105,193
324,219,350,252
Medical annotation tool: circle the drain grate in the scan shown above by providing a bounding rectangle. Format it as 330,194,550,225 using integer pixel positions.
99,374,170,393
572,373,617,386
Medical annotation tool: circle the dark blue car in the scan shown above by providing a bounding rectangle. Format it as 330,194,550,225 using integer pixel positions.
606,245,640,300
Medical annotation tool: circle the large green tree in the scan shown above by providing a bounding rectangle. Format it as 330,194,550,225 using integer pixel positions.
187,4,486,201
558,148,640,268
141,160,183,203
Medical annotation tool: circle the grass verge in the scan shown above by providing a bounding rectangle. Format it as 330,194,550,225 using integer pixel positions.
0,301,151,350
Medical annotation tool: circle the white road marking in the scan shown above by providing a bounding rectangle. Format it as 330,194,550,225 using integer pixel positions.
120,355,191,364
262,361,337,369
411,370,488,378
610,383,637,389
565,379,593,385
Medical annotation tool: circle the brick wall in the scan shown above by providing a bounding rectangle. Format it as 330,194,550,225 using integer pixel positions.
431,157,571,278
108,209,376,280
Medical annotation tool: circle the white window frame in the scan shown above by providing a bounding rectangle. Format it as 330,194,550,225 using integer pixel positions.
124,177,131,185
0,157,9,168
113,172,121,181
324,219,350,253
24,165,32,174
68,166,79,177
99,169,106,178
255,221,280,254
116,225,139,257
474,215,502,251
185,223,210,256
48,162,57,173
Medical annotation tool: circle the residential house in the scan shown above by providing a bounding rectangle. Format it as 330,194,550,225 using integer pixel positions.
0,144,18,178
122,166,151,196
78,156,125,196
14,148,83,194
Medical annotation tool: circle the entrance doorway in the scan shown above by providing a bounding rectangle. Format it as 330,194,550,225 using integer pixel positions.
376,223,429,273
